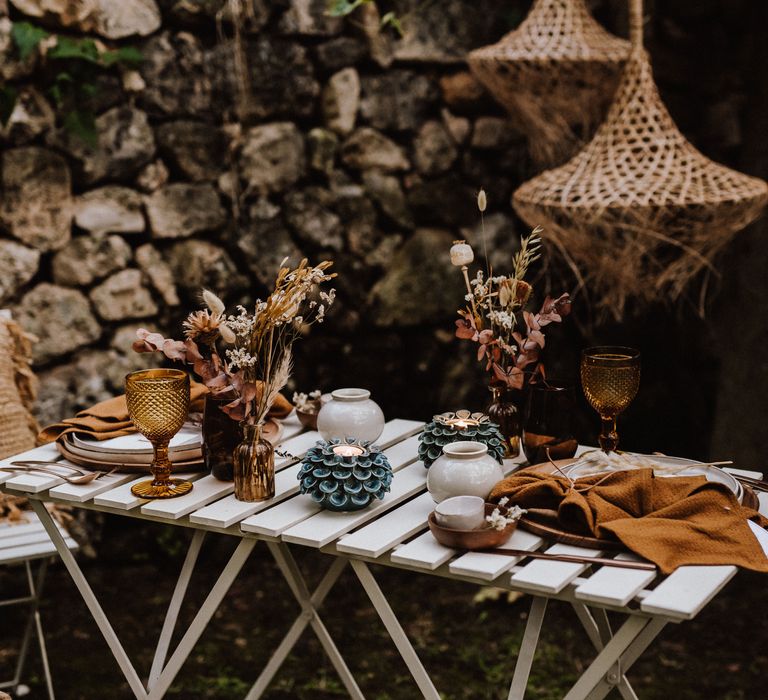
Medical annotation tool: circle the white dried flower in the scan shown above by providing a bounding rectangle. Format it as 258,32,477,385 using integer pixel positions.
450,240,474,267
219,322,236,344
201,289,226,316
225,346,258,368
485,503,526,531
477,188,487,212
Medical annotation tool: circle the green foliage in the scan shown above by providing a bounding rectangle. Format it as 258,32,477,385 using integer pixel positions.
380,10,404,36
326,0,373,17
326,0,404,36
0,85,17,126
62,109,98,148
48,36,101,64
5,21,143,144
10,21,49,61
102,46,144,68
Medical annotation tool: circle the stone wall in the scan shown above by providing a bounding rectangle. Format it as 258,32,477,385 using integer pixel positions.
1,0,766,463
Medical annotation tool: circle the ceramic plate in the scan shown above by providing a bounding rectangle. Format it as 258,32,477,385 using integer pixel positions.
562,453,743,503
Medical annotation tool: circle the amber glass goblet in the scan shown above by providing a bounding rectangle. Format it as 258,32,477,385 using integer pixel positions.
580,347,640,454
125,369,193,499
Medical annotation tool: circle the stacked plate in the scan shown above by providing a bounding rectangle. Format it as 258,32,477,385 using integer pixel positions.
562,454,744,503
57,424,204,472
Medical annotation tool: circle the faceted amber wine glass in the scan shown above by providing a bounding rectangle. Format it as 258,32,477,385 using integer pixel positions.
125,369,193,498
580,347,640,453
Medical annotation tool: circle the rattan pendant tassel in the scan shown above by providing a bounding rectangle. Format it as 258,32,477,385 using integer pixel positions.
513,0,768,318
468,0,630,167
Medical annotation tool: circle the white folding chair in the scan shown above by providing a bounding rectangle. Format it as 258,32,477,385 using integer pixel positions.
0,510,78,699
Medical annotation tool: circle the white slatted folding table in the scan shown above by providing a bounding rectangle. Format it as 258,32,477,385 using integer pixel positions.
2,418,766,700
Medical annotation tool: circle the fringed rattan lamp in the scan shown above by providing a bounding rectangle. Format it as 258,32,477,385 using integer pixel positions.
468,0,630,167
513,0,768,318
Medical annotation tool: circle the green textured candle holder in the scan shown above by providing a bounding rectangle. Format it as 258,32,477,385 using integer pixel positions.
298,438,394,511
419,410,506,468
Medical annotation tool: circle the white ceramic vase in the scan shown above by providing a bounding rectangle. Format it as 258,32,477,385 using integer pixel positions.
427,441,504,503
317,388,385,443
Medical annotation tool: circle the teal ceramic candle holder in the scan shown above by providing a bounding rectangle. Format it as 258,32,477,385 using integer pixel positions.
419,410,506,468
298,438,394,511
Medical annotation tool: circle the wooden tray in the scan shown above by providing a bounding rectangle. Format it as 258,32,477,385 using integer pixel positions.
518,514,625,551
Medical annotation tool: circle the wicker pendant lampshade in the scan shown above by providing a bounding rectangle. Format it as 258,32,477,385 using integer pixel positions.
513,0,768,318
468,0,630,167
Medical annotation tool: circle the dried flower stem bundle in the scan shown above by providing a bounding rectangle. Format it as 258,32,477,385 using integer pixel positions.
452,193,571,390
133,260,336,424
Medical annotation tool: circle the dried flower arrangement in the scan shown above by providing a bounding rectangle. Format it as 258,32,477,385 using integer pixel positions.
293,390,322,414
486,497,526,531
134,259,336,425
452,190,572,390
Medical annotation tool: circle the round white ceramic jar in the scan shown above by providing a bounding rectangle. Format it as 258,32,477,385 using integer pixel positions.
317,388,385,443
427,441,504,503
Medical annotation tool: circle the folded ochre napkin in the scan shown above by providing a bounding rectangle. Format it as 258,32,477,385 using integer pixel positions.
490,468,768,574
38,381,293,444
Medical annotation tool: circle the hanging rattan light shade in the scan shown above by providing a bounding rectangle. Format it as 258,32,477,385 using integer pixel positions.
468,0,630,167
513,0,768,318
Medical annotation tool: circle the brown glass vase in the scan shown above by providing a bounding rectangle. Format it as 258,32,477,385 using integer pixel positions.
487,383,524,459
233,423,275,502
202,394,241,481
523,380,578,465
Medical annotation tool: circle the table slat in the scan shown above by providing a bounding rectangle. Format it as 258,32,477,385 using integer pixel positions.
448,529,545,582
0,529,65,551
49,473,137,503
193,424,422,530
0,443,61,472
0,538,78,565
2,472,66,493
240,433,422,538
336,492,434,558
510,544,606,594
640,566,736,620
141,475,234,520
279,412,304,442
93,472,202,510
240,497,318,538
390,531,456,571
274,431,322,468
574,553,658,607
281,462,427,548
190,468,300,529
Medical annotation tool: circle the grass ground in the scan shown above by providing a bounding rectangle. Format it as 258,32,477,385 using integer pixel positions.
0,517,765,699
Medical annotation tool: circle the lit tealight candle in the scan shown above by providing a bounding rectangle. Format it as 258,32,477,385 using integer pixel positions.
454,420,468,430
332,445,365,458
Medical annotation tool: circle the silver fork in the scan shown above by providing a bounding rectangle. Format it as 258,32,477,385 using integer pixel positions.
3,465,118,484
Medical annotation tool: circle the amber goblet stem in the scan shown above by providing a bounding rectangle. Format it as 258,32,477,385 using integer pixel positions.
151,440,172,487
599,416,619,453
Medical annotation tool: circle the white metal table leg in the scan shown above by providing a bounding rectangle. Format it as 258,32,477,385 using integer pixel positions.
507,596,548,700
29,559,55,700
147,538,257,700
350,559,440,700
563,616,665,700
29,500,148,700
571,603,637,700
269,543,365,700
3,559,53,699
147,530,206,691
244,555,348,699
583,617,667,700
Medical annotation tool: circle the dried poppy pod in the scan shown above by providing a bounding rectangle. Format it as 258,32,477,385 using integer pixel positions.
513,0,768,319
469,0,630,167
